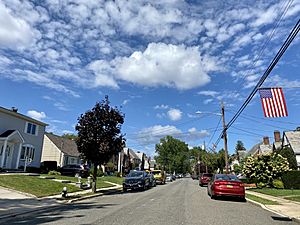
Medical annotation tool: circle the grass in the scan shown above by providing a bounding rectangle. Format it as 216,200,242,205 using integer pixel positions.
0,175,81,197
284,196,300,202
98,176,124,185
250,188,300,197
246,193,280,205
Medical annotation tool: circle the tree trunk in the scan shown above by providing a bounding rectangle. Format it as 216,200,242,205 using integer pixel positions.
92,163,98,193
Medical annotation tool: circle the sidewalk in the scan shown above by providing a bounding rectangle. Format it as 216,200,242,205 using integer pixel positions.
246,190,300,223
0,183,122,220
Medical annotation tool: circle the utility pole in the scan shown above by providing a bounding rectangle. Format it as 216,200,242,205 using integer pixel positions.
221,101,229,174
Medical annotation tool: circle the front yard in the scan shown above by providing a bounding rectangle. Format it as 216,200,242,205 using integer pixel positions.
249,188,300,202
0,175,123,198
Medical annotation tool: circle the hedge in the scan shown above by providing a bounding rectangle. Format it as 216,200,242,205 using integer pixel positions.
282,170,300,189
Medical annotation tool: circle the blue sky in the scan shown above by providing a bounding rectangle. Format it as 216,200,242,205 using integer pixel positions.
1,0,300,157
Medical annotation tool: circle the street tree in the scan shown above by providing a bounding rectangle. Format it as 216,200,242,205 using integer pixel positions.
75,96,125,193
155,136,189,174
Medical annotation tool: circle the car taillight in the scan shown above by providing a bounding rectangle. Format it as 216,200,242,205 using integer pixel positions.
240,183,244,187
214,181,227,185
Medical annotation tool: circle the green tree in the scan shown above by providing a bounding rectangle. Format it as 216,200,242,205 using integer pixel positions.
278,146,297,170
235,140,245,161
62,133,77,140
155,136,189,174
75,96,125,193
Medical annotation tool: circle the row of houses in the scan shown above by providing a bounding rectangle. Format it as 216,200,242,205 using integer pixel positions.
0,106,154,172
231,130,300,169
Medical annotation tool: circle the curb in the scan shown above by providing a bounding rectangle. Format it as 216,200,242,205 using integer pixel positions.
246,197,300,224
0,187,122,221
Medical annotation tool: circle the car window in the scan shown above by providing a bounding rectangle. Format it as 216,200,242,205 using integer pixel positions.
203,173,213,177
128,171,143,177
215,174,239,181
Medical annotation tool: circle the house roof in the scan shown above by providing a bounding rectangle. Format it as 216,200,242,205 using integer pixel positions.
246,142,261,156
45,133,79,157
0,106,48,126
284,131,300,154
0,130,15,137
128,148,140,160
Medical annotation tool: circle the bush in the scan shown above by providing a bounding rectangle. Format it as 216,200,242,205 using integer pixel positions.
48,170,61,175
257,182,267,189
113,171,121,177
282,170,300,189
90,166,104,177
272,179,284,189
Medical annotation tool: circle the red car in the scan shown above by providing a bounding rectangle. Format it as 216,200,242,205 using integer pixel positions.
207,174,245,201
199,173,213,186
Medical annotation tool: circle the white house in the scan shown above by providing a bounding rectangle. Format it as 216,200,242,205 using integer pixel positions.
41,133,81,167
0,106,47,170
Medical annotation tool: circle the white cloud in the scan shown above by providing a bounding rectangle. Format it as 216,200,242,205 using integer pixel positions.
89,43,218,90
122,99,130,105
137,125,182,144
203,99,213,104
167,108,182,121
0,2,36,49
27,110,46,121
154,104,169,110
198,90,219,97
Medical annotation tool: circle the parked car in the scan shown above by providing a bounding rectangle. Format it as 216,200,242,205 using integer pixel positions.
207,174,245,201
166,174,173,182
199,173,213,186
60,164,89,178
123,170,151,191
151,170,166,184
145,171,156,187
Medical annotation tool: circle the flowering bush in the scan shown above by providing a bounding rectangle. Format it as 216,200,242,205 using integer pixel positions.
242,153,290,187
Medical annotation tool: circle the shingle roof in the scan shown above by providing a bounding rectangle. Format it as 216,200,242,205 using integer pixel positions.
0,130,15,138
45,133,80,157
246,142,261,156
0,106,48,126
284,131,300,154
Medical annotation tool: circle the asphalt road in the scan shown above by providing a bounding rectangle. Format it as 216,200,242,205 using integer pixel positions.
3,178,297,225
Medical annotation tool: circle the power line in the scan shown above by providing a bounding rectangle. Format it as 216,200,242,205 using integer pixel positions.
214,19,300,147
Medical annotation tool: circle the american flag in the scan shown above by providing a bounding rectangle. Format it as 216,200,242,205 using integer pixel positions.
258,87,288,117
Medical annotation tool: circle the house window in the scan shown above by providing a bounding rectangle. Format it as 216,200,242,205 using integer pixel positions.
20,145,35,160
25,122,38,135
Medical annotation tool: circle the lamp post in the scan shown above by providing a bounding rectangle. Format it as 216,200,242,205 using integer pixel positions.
196,104,229,174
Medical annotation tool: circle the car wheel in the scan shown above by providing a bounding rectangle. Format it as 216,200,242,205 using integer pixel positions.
200,184,203,187
211,194,215,199
123,188,127,192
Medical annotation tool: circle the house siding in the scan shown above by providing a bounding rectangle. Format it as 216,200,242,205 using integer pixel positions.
41,135,64,167
0,110,46,168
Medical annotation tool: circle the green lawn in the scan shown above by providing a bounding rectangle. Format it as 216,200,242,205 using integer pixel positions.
284,196,300,202
246,193,280,205
98,176,124,185
250,188,300,197
0,175,81,197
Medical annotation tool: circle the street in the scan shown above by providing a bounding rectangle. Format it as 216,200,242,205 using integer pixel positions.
2,178,297,225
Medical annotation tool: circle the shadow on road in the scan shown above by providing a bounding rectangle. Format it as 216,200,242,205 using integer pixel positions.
2,201,118,225
211,196,247,203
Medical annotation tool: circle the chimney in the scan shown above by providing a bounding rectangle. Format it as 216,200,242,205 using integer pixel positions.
11,107,18,113
263,136,270,145
274,130,281,142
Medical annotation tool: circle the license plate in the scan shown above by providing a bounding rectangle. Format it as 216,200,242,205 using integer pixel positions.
227,185,233,188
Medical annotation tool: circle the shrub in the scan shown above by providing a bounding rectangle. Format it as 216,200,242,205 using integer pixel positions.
113,171,121,177
48,170,61,175
90,166,104,177
272,179,284,189
257,182,267,189
282,170,300,189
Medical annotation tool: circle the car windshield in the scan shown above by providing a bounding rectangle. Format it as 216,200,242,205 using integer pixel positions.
215,174,239,181
151,171,161,175
203,173,213,177
128,171,143,177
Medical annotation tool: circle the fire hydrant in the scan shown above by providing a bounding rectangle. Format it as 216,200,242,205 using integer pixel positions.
62,186,68,198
